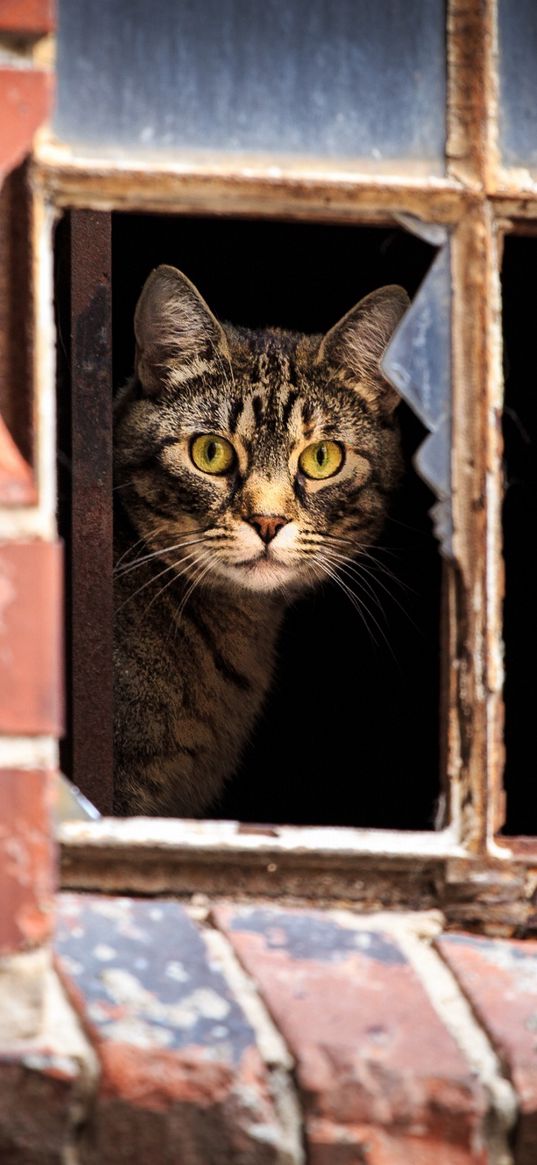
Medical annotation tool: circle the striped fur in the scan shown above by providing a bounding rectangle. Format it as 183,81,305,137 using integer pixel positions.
113,266,409,816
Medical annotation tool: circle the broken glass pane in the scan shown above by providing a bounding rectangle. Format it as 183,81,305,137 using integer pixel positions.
382,238,452,557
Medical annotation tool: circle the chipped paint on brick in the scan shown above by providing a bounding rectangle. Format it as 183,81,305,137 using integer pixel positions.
223,907,407,967
56,895,255,1062
55,894,301,1163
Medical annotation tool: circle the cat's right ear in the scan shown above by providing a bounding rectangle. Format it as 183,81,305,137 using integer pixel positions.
134,265,230,396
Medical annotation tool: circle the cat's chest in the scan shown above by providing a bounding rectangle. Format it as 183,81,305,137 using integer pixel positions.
115,563,281,712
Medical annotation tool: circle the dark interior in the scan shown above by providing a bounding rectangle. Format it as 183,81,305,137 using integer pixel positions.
501,235,537,836
57,213,443,829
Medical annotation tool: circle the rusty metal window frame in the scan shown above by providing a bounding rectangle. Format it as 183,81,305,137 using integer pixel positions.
29,0,537,931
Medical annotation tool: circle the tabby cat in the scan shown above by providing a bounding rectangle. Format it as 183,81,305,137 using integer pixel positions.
113,266,409,816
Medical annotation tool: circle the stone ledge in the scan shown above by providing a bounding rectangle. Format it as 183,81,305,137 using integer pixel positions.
3,894,537,1162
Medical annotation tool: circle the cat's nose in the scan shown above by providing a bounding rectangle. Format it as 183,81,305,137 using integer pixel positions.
248,514,289,545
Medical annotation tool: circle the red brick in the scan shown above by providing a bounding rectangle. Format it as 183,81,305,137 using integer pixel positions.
307,1120,484,1165
0,416,36,505
0,540,63,735
0,769,55,954
0,68,54,178
439,932,537,1165
55,895,294,1164
215,906,488,1164
0,0,55,36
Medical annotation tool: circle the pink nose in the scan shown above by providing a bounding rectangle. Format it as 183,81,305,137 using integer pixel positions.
248,515,289,545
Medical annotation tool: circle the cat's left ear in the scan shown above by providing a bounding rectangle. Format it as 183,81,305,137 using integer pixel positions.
316,285,410,414
134,265,230,396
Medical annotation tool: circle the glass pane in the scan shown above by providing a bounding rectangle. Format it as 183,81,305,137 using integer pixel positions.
382,240,452,557
498,0,537,170
55,0,446,173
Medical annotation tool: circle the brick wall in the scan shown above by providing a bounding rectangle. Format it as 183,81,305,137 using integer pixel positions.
0,3,65,1160
0,5,537,1163
3,892,534,1165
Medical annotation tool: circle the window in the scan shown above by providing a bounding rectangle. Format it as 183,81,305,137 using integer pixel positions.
28,0,537,928
56,212,443,830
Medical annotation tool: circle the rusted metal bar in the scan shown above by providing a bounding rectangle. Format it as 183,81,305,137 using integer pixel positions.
70,210,113,813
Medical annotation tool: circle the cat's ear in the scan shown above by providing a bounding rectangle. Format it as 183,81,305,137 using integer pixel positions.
316,285,409,414
134,265,230,396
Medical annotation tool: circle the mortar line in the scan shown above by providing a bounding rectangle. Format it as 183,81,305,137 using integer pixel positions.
195,907,305,1165
394,924,517,1165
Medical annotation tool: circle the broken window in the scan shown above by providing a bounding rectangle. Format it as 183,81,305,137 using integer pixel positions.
25,0,537,926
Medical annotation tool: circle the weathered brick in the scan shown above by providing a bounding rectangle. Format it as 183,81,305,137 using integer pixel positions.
215,906,488,1164
0,416,35,505
0,770,55,954
55,894,297,1164
440,932,537,1165
0,954,96,1164
0,68,53,177
0,540,63,735
0,0,55,36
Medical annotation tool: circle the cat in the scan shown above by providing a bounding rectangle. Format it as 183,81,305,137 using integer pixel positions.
113,265,409,817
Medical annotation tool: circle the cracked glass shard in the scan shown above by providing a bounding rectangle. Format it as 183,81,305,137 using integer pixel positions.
53,772,101,825
381,241,452,558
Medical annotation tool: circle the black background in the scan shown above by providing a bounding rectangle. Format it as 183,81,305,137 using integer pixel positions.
58,213,443,830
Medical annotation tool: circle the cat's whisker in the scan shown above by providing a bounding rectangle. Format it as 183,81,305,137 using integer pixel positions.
320,553,392,635
321,545,419,640
116,549,205,613
114,523,210,571
312,551,398,661
175,555,215,624
114,522,175,569
320,546,407,613
319,529,397,556
321,533,414,594
114,534,215,578
144,551,211,616
301,530,410,598
344,557,419,626
354,552,415,598
309,554,382,650
320,549,388,619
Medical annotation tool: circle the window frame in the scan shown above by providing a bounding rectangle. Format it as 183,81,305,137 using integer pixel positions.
28,0,537,934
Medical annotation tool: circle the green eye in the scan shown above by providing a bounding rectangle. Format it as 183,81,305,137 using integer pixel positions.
190,434,237,475
298,440,344,480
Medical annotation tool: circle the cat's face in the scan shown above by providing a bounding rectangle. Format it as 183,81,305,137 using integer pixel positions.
114,266,408,595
